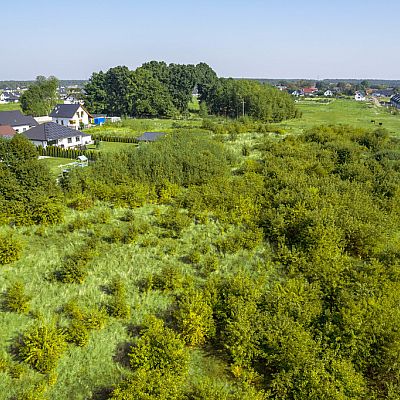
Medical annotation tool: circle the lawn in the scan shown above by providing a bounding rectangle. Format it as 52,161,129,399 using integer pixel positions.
84,117,202,138
39,157,76,176
0,103,21,112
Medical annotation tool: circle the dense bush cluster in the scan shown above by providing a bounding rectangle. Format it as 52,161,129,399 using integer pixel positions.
0,135,63,226
62,133,234,206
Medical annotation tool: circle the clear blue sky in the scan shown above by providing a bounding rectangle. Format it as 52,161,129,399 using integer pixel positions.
1,0,399,80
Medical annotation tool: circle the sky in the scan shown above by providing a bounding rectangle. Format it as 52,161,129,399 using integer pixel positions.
1,0,399,80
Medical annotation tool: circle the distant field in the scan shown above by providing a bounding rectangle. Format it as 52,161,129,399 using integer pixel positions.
278,99,400,136
0,102,21,112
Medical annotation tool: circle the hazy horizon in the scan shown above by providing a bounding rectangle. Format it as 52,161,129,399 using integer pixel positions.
1,0,399,81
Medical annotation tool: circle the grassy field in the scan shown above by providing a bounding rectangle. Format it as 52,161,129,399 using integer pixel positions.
279,98,400,136
0,103,21,112
0,204,255,399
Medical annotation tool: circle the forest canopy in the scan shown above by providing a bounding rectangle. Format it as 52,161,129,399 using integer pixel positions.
83,61,298,121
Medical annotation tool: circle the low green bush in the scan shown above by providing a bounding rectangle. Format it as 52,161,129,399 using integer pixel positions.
16,323,67,373
2,281,31,313
0,235,22,266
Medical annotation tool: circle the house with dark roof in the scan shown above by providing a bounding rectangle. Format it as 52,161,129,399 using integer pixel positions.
391,94,400,109
0,125,16,139
50,103,92,130
0,110,38,133
23,122,93,148
136,132,166,142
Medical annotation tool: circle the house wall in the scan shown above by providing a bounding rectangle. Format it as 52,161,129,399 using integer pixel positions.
13,124,31,133
29,134,92,149
56,133,92,148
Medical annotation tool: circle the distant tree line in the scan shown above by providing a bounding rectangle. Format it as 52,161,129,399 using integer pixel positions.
84,61,298,122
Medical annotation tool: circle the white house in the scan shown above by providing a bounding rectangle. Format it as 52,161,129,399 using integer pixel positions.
324,90,333,97
50,103,92,130
24,122,93,148
355,92,366,101
0,110,38,133
64,95,84,105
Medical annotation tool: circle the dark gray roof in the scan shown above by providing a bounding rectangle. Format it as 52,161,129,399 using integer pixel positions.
136,132,166,142
23,122,91,142
0,110,38,127
49,103,81,118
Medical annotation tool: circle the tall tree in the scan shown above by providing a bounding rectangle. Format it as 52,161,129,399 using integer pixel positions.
83,71,107,113
20,76,59,116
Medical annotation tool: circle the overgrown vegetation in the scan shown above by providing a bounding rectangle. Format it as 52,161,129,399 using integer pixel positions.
2,104,400,398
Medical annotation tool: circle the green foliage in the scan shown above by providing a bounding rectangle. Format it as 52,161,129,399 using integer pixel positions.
0,135,63,226
129,316,189,375
16,323,67,373
106,278,131,319
20,76,59,117
2,281,31,313
110,368,185,400
57,240,99,283
158,207,192,237
0,234,22,265
174,290,215,346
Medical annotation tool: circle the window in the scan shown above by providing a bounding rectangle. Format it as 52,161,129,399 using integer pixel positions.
61,120,64,125
69,120,76,125
67,138,72,144
23,128,27,132
76,136,80,142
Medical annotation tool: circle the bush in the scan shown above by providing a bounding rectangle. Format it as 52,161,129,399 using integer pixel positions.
16,323,67,373
175,290,215,346
129,316,189,375
2,281,31,313
65,320,89,347
0,235,22,266
158,207,192,238
68,193,94,211
106,278,131,319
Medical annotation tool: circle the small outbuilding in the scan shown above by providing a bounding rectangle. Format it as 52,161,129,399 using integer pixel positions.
136,132,166,142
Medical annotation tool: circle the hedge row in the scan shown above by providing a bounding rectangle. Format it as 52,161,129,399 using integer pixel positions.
37,146,101,161
91,134,138,143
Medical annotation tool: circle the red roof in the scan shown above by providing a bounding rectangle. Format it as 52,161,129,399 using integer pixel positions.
303,87,318,93
0,125,16,137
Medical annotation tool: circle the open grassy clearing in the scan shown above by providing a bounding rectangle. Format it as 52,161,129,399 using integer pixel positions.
0,103,21,112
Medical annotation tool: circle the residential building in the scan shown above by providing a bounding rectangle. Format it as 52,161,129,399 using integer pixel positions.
391,94,400,109
0,110,38,133
23,122,93,148
50,103,92,130
355,92,366,101
0,125,16,138
324,90,333,97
